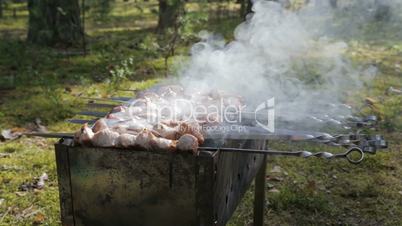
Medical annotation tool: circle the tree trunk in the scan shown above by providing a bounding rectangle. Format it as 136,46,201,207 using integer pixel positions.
239,0,252,19
0,0,3,18
245,0,252,16
27,0,83,47
240,0,245,18
157,0,181,32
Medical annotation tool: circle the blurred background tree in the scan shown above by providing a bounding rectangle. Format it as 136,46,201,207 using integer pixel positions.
0,0,3,18
157,0,183,32
27,0,83,46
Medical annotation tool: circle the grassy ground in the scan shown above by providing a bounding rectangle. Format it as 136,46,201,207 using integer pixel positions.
0,1,401,225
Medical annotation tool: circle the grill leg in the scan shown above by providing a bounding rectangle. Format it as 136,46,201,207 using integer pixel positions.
253,154,266,226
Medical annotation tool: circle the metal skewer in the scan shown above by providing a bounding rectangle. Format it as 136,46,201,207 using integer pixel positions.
76,111,107,117
198,146,365,164
24,132,75,139
25,131,369,164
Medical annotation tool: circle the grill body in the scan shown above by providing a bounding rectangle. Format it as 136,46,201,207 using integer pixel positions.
55,139,266,226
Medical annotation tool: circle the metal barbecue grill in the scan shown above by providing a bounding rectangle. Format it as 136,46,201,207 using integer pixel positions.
29,95,388,226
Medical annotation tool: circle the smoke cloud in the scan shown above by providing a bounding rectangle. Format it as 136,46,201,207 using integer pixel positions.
176,0,390,128
300,0,402,40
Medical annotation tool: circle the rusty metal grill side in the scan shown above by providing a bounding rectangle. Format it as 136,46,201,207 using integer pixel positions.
55,139,267,226
212,140,266,225
55,144,75,226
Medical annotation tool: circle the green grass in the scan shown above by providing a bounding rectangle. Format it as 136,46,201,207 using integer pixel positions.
0,140,60,226
1,0,402,225
228,137,402,225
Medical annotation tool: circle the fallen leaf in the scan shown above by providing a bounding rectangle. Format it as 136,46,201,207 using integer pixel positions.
34,118,48,133
1,129,22,141
270,165,282,173
0,165,23,171
33,213,45,225
305,180,317,193
268,188,280,193
365,97,378,106
267,183,274,189
387,86,402,95
15,191,27,197
36,173,48,189
18,173,49,192
0,153,11,158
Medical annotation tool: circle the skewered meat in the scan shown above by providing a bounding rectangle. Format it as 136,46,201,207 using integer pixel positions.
111,105,127,113
155,85,184,97
153,121,204,144
106,113,120,120
161,120,180,127
159,87,178,98
153,123,179,140
74,123,94,145
117,133,137,148
150,137,177,151
177,134,199,154
178,122,204,144
92,118,108,133
123,119,153,132
73,84,247,152
110,125,129,135
92,129,120,147
135,129,155,149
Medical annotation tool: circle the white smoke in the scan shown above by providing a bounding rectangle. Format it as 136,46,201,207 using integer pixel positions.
300,0,402,40
178,0,376,126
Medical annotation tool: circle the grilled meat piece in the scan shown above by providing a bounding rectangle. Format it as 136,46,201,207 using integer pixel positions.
178,122,204,144
92,118,108,133
156,85,184,97
73,85,244,150
161,120,180,127
135,129,155,150
92,129,120,147
177,134,199,154
153,121,204,144
135,129,178,151
153,123,179,140
123,119,153,132
74,123,94,145
117,133,137,148
111,105,127,113
150,137,177,151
